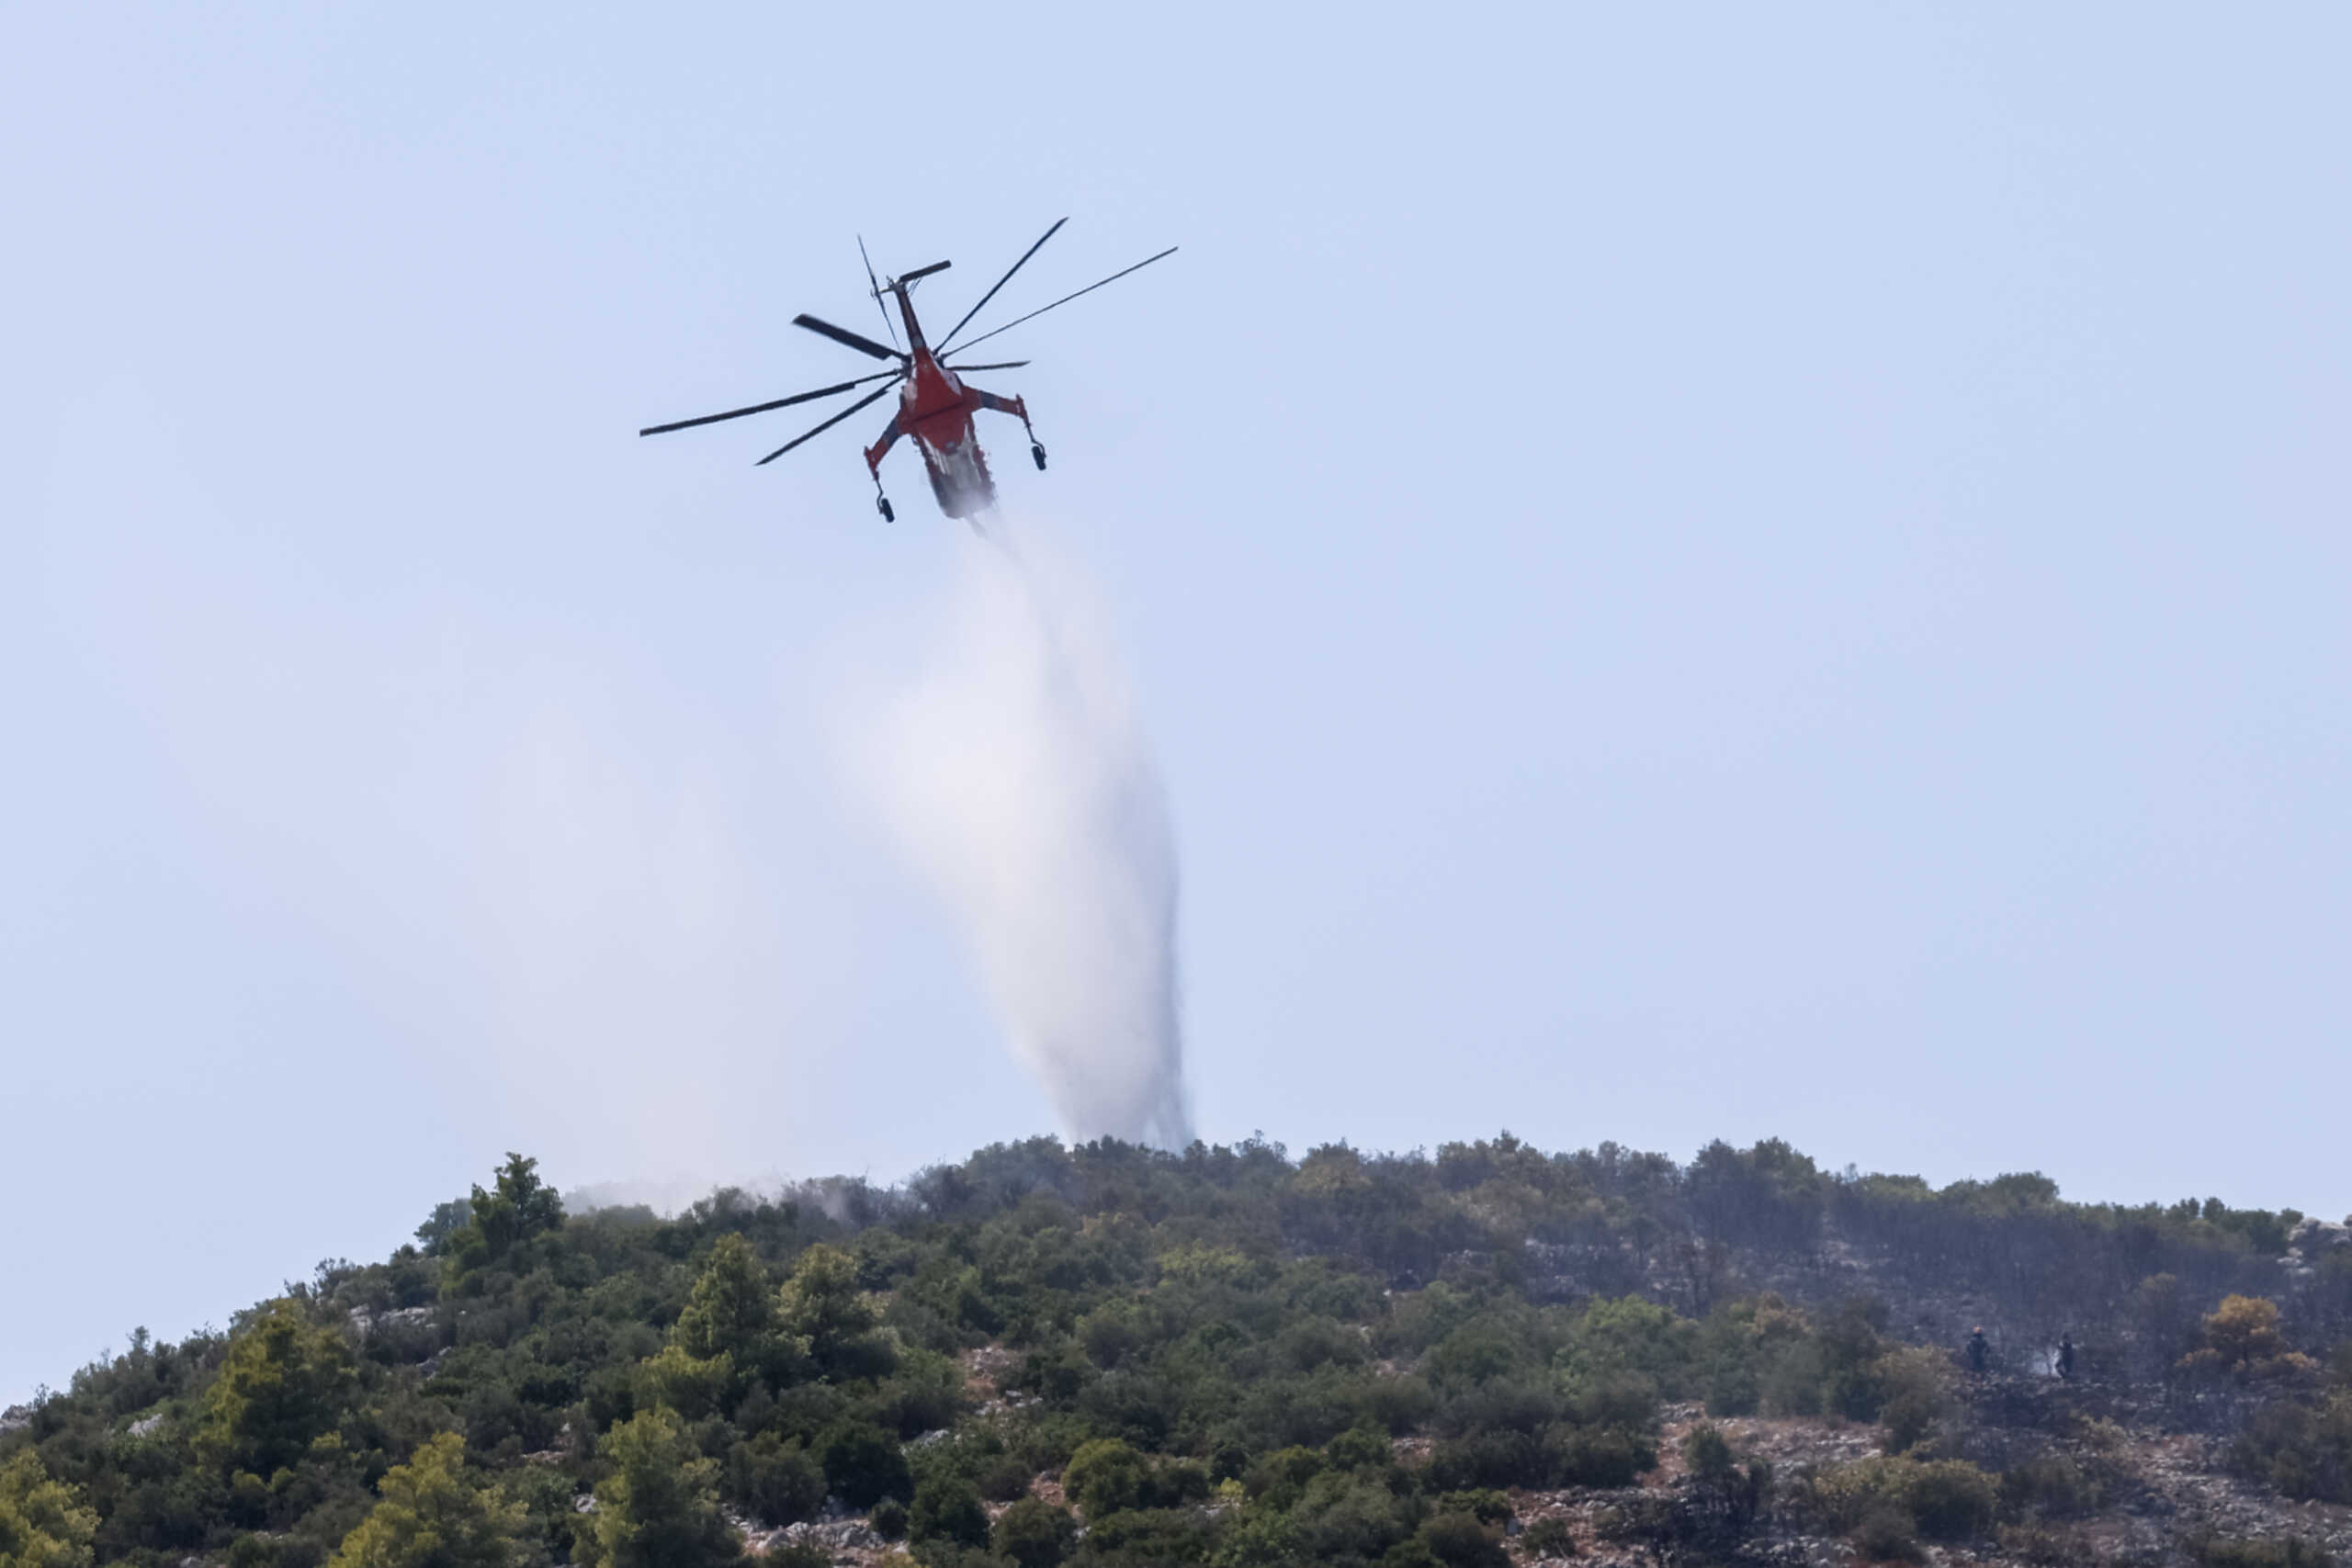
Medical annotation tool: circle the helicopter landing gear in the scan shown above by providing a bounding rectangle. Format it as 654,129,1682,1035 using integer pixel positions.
874,483,894,524
1031,443,1048,471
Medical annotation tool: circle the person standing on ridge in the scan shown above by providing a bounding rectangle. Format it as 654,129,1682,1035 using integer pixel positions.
2057,1334,2076,1382
1967,1326,1991,1374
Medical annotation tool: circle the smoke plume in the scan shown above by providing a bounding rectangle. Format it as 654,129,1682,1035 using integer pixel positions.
859,516,1193,1148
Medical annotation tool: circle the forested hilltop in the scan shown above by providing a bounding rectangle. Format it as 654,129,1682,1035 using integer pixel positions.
8,1135,2352,1568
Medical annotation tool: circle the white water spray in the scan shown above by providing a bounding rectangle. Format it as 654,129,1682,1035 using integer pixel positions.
858,514,1193,1148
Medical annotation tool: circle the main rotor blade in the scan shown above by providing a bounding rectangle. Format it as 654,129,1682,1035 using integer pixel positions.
936,217,1067,355
858,235,901,352
792,313,903,362
754,380,899,466
639,369,900,436
943,360,1030,373
943,246,1178,355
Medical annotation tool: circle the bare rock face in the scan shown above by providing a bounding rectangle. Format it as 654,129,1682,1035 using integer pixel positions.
2290,1216,2350,1251
2278,1216,2351,1278
729,1516,889,1565
345,1304,435,1337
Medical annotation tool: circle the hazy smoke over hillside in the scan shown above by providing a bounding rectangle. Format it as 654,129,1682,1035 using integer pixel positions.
861,518,1192,1148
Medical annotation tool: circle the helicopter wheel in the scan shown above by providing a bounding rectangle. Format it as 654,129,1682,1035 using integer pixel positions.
1031,444,1048,471
876,495,894,523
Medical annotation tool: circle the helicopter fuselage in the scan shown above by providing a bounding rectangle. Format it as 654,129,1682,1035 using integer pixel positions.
863,283,1024,521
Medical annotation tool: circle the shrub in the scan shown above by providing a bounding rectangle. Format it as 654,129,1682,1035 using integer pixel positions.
1998,1453,2105,1520
976,1455,1034,1503
818,1422,910,1509
1516,1516,1576,1559
1679,1424,1735,1483
2234,1392,2352,1503
1851,1503,1920,1562
1075,1507,1212,1566
1062,1438,1146,1518
1426,1432,1546,1491
1414,1512,1509,1568
1241,1446,1328,1512
1431,1490,1510,1526
1152,1461,1210,1508
902,1545,1007,1568
868,1500,908,1541
909,1478,989,1551
874,1350,967,1438
1076,1371,1182,1450
1906,1461,1998,1540
1362,1377,1438,1435
1804,1456,1996,1542
726,1436,825,1529
1558,1297,1699,1399
990,1498,1075,1568
2186,1537,2335,1568
1553,1425,1654,1488
1996,1522,2100,1565
759,1547,829,1568
1288,1472,1417,1564
1326,1426,1392,1472
1871,1348,1951,1453
1078,1303,1148,1370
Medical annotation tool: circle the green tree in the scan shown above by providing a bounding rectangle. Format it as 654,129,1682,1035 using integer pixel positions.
444,1156,565,1285
779,1246,893,1382
635,1347,733,1423
2183,1296,2314,1382
574,1410,740,1568
197,1300,360,1478
326,1432,530,1568
413,1201,474,1258
674,1236,781,1366
648,1235,799,1417
0,1450,97,1568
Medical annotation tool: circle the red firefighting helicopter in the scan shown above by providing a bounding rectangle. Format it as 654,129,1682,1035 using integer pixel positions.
639,220,1175,525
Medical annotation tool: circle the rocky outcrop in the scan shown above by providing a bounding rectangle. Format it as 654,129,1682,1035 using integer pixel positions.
345,1304,435,1337
2280,1217,2352,1280
728,1508,891,1565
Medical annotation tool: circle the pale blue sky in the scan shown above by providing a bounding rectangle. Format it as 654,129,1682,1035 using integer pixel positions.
5,4,2347,1403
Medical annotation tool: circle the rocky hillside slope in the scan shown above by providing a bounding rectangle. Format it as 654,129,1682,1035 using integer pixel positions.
6,1137,2348,1568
